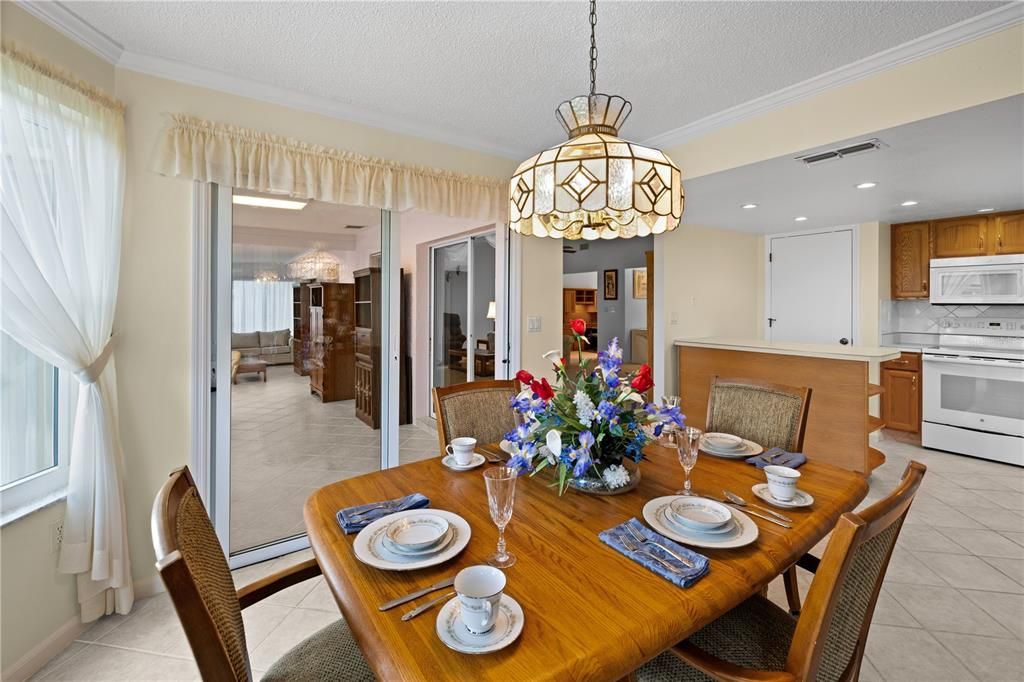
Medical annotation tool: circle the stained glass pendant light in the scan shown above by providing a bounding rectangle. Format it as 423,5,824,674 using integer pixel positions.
509,0,684,240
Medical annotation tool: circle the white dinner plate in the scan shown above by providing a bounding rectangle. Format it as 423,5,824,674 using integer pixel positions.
752,483,814,509
442,453,485,471
354,509,470,571
436,595,524,655
700,437,763,459
643,496,759,549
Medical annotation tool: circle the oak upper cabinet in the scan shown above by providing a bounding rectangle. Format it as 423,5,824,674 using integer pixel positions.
991,212,1024,255
932,216,989,258
891,222,930,299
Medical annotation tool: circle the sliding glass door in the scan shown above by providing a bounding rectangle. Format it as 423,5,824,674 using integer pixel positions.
430,233,497,405
206,186,398,567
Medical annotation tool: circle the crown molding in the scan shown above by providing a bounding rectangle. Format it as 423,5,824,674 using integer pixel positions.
643,2,1024,150
16,0,124,64
116,50,522,160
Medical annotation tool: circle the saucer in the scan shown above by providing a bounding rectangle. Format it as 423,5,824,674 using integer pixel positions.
436,595,524,654
442,453,485,471
700,437,763,459
752,483,814,508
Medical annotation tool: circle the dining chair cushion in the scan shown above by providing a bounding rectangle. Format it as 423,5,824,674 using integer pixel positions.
708,382,806,452
262,619,374,682
436,385,518,447
637,595,796,681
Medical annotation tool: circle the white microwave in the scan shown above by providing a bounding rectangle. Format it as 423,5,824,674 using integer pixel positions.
930,254,1024,305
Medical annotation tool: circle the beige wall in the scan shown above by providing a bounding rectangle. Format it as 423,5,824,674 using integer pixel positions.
657,225,762,396
0,5,117,672
518,236,563,379
667,24,1024,180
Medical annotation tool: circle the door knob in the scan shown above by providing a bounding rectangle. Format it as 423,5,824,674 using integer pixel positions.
839,338,850,345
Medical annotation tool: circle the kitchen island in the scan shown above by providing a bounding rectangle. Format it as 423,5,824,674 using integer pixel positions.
676,338,900,474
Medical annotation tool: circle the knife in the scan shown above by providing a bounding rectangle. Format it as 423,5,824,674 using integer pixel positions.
400,591,456,622
378,576,456,612
720,502,792,528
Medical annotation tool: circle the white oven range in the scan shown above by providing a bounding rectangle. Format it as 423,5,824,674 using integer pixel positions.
921,318,1024,467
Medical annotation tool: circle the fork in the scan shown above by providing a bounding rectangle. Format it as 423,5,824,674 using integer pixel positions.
619,533,677,574
346,502,396,520
624,524,695,568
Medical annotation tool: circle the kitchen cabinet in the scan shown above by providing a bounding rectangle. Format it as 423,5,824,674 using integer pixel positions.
991,212,1024,254
880,352,921,434
932,216,989,258
891,222,931,299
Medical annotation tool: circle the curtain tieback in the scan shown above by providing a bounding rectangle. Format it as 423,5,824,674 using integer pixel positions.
76,335,116,385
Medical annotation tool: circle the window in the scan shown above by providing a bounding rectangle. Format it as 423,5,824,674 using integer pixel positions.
232,280,294,333
0,333,71,523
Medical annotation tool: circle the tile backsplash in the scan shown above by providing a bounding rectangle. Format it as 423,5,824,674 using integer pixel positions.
882,300,1024,334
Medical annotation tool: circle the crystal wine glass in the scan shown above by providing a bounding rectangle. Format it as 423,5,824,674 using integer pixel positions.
663,395,681,408
484,467,517,568
674,426,702,496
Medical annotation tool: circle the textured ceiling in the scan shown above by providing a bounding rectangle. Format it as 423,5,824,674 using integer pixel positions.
682,95,1024,234
69,1,1005,156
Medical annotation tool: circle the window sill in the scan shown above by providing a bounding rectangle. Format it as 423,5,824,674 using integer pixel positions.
0,488,67,528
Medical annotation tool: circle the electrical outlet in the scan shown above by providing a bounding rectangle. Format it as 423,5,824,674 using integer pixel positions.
50,521,64,554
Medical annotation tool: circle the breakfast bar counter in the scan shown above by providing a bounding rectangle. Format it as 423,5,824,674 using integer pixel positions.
676,338,900,474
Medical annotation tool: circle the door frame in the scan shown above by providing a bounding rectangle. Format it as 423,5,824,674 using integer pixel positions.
763,224,860,345
190,184,402,568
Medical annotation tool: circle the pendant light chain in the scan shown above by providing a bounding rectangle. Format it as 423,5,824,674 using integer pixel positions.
589,0,598,96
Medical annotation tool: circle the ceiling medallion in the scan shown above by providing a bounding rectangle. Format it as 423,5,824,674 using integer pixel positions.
508,0,684,240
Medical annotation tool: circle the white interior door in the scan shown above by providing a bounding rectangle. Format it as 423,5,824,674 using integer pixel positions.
768,228,855,345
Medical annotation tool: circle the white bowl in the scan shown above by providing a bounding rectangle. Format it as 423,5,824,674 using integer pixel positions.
668,498,733,531
384,514,450,551
703,433,744,451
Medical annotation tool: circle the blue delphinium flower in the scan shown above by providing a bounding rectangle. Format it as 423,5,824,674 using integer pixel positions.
625,431,648,462
573,450,592,478
509,395,533,413
578,430,595,451
596,400,620,425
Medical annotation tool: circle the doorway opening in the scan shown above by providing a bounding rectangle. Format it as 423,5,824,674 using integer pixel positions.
562,237,653,372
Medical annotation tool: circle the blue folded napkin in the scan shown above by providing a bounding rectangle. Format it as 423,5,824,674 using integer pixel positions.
746,447,806,469
336,493,430,534
599,518,710,588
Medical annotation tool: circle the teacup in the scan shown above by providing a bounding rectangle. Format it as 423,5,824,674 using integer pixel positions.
764,465,801,502
454,565,505,634
446,437,477,466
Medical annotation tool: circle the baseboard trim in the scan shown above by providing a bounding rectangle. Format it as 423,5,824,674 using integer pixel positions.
1,575,168,681
1,615,88,682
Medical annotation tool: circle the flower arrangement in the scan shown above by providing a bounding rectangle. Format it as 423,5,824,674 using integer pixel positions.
502,319,684,494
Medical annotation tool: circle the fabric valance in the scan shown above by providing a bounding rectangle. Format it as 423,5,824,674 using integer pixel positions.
154,114,505,221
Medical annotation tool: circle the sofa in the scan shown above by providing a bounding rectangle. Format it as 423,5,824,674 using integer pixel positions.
231,329,293,365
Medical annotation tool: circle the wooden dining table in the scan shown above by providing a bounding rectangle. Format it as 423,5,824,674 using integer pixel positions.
304,443,868,681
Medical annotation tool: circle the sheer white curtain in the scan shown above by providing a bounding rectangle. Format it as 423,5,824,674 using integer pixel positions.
232,280,293,333
1,47,132,620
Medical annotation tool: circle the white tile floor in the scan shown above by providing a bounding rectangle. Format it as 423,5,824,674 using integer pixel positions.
230,364,439,552
29,433,1024,681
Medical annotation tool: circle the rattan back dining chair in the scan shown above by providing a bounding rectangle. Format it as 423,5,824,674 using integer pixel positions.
705,376,812,452
432,379,520,454
638,460,926,682
152,467,373,682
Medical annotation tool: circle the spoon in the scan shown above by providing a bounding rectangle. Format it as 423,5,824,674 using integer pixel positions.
722,489,793,523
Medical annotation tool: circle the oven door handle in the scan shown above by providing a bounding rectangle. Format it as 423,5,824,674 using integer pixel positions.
923,354,1024,369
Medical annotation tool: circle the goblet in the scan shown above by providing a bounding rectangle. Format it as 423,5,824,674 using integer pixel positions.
674,426,702,496
483,467,517,568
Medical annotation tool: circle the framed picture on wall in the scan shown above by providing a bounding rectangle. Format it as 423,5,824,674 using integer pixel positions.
632,268,648,299
603,269,618,300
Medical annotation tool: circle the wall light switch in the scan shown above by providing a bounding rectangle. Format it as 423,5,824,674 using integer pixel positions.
528,316,542,332
670,311,679,325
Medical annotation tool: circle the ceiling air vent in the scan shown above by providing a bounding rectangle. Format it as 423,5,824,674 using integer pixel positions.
795,138,886,166
344,224,365,230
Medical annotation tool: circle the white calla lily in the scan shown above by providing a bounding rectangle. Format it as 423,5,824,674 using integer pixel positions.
546,429,562,461
542,349,561,363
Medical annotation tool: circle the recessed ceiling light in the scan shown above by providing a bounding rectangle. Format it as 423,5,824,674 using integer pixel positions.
741,203,758,209
977,208,996,213
794,216,808,222
901,200,919,207
233,195,308,210
855,182,878,189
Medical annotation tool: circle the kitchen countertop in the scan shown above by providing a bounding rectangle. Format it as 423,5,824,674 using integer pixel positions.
675,337,901,362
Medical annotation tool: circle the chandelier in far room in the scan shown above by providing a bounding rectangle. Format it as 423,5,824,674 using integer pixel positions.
288,247,341,282
509,0,684,241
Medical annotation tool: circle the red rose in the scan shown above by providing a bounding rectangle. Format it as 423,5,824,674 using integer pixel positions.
570,318,587,336
515,369,534,385
631,364,654,393
531,378,555,401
